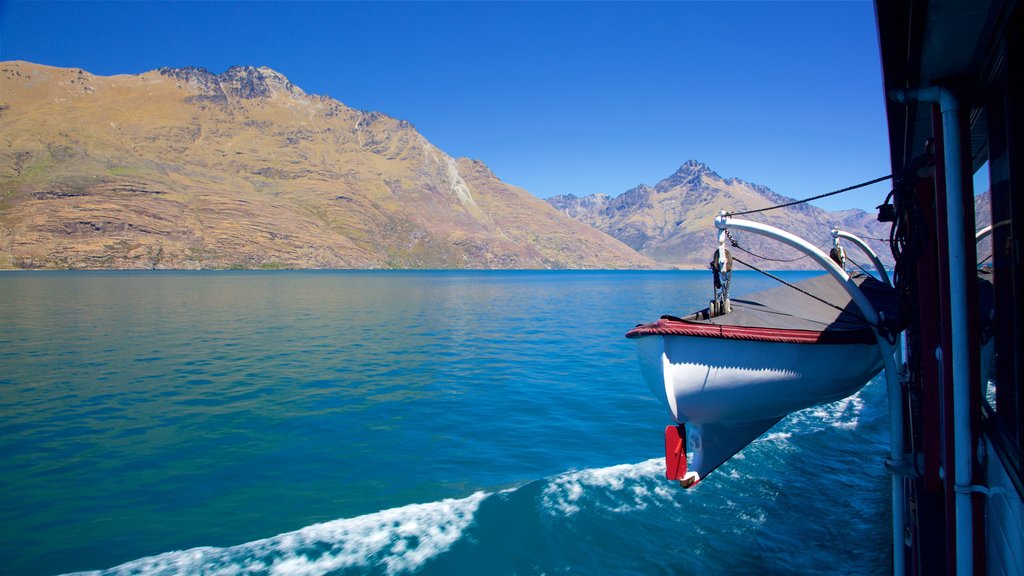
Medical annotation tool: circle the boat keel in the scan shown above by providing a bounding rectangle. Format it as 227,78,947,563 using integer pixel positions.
665,417,783,488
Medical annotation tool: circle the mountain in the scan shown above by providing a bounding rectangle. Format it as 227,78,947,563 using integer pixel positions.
975,188,992,261
0,62,654,269
548,160,895,270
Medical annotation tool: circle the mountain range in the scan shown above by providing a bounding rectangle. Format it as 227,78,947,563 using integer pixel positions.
0,62,653,269
4,62,937,273
547,160,895,270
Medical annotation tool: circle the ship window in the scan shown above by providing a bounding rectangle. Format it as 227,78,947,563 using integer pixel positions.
977,23,1023,491
972,161,996,407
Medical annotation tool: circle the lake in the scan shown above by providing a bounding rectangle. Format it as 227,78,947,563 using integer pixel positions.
0,270,890,575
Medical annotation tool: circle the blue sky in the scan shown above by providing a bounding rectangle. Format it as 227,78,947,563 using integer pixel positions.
2,1,897,211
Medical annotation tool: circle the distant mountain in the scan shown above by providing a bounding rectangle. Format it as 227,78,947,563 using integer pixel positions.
0,62,654,269
975,188,992,261
548,160,895,270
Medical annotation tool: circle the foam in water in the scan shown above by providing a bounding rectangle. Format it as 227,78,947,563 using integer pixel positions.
73,460,679,576
70,492,489,576
70,385,878,576
71,460,683,576
541,458,673,515
758,431,793,443
773,386,870,438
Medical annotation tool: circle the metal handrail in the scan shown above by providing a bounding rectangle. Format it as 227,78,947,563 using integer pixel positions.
832,227,892,287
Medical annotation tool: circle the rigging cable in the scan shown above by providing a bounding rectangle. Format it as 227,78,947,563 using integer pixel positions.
729,255,872,324
727,174,893,217
731,254,902,347
723,229,808,263
846,255,876,278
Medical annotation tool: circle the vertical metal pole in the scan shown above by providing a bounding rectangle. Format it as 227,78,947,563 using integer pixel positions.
892,86,972,575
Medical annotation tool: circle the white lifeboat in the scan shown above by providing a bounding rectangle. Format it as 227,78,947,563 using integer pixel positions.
627,272,899,487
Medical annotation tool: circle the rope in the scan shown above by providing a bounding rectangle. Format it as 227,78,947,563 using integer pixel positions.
731,255,873,325
730,242,809,263
727,174,893,217
724,229,808,263
846,255,875,278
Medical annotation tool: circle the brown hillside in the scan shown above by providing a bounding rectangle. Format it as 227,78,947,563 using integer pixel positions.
0,61,654,269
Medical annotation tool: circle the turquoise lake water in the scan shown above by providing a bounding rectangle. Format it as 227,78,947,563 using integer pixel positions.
0,271,890,575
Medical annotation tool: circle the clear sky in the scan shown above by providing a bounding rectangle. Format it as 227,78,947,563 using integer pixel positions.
1,1,896,211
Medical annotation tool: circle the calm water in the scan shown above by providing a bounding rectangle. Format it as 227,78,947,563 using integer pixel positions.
0,271,890,575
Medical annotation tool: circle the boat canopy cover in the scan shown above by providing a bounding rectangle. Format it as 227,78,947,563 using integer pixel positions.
627,272,900,345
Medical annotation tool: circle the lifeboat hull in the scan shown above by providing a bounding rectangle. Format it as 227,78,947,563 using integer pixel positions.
626,271,900,486
631,328,882,486
635,330,882,425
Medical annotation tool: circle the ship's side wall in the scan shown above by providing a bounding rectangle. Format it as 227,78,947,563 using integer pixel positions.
985,437,1024,576
874,0,1023,573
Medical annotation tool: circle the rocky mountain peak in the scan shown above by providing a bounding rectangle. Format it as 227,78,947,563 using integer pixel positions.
158,66,220,91
623,183,654,196
677,159,712,175
545,160,894,269
656,160,721,192
158,65,303,103
221,65,303,98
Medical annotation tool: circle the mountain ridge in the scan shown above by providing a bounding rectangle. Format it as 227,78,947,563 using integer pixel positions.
548,160,893,269
0,61,655,269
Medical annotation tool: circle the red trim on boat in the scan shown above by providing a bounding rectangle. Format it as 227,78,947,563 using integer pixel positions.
625,317,876,345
